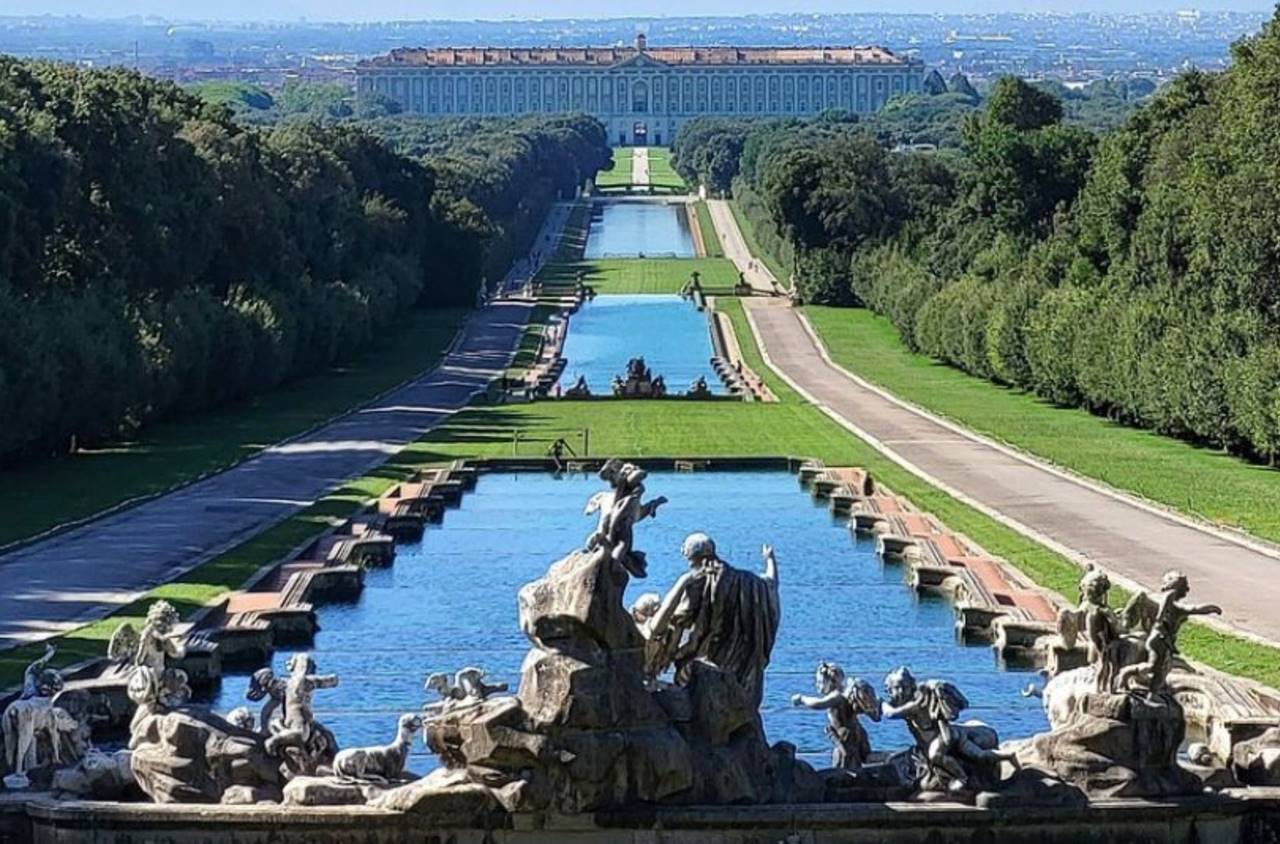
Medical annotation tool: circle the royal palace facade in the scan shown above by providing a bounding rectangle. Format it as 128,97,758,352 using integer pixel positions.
355,35,925,146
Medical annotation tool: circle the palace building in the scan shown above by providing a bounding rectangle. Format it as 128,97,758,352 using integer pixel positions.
355,34,925,146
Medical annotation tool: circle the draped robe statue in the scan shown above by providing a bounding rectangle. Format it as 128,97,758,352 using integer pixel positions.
648,533,780,708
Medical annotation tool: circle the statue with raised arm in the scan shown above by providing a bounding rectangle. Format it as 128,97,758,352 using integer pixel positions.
583,459,668,579
791,661,881,771
882,666,1014,794
108,600,190,707
264,653,339,777
1115,570,1221,694
648,534,780,708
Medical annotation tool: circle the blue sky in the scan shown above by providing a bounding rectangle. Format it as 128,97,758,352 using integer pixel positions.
5,0,1275,18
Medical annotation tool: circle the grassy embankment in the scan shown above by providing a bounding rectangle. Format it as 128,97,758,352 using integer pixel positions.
694,201,724,258
0,310,464,549
728,199,789,285
537,257,739,295
806,306,1280,546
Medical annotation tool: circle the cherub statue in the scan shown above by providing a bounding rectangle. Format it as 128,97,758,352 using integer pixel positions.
630,592,680,683
1115,570,1221,694
1056,567,1124,692
2,644,82,787
422,667,507,717
264,653,340,777
791,661,882,771
108,600,190,707
583,459,668,579
245,666,288,732
882,666,1014,793
647,534,780,708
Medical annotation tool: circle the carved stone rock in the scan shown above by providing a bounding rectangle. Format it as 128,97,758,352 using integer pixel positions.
1232,725,1280,786
1016,690,1200,798
129,707,282,804
282,775,384,806
50,749,138,801
518,549,641,655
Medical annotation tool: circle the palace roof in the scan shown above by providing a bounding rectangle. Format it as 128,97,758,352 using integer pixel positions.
358,45,914,70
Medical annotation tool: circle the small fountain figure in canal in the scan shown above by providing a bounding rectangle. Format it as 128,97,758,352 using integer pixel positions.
791,661,881,771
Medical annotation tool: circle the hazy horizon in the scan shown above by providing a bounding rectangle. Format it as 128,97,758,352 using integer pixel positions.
3,2,1274,22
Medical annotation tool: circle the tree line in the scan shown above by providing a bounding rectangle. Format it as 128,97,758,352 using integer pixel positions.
672,10,1280,464
0,59,609,464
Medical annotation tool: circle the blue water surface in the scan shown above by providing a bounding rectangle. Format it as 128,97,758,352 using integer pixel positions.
584,202,696,258
556,294,722,394
208,470,1047,773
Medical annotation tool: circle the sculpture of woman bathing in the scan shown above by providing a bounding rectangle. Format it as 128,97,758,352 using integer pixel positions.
647,533,780,708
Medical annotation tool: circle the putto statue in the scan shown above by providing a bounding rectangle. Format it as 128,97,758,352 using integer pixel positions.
1056,567,1124,692
646,533,780,707
264,653,340,777
882,666,1013,794
1115,570,1221,694
2,644,84,789
108,600,190,707
583,459,668,578
791,661,881,771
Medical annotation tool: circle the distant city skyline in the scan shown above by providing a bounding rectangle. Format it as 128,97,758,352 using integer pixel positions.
4,1,1275,21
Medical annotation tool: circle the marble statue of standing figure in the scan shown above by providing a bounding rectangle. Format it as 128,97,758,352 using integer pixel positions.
583,459,668,579
108,599,191,707
791,661,881,770
1115,570,1221,694
1056,567,1124,692
882,666,1014,793
647,533,780,708
264,653,339,776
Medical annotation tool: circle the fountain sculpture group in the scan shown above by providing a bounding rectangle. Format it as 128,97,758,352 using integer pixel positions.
6,459,1280,820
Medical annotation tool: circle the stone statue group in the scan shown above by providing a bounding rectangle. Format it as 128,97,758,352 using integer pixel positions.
0,458,1263,809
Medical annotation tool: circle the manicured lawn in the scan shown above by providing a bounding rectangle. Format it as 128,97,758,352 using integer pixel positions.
6,292,1280,694
694,201,724,258
806,306,1280,545
0,309,465,549
537,257,740,294
729,199,789,285
594,148,634,189
646,148,688,192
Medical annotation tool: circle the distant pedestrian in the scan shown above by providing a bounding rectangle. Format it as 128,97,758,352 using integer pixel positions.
547,437,577,474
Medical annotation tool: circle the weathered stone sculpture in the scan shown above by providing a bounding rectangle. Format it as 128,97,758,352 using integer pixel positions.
127,665,282,804
612,357,668,398
882,666,1012,796
687,376,713,399
374,475,819,818
2,644,83,789
1055,568,1124,692
1021,570,1212,798
333,713,422,784
791,661,881,771
583,459,667,578
647,534,780,709
264,653,340,778
423,667,508,716
108,600,191,707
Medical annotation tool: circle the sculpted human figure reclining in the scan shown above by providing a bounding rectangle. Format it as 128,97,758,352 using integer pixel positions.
642,532,780,708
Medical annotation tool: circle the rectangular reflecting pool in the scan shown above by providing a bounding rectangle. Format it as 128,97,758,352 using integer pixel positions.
209,469,1047,773
556,294,722,394
584,201,695,258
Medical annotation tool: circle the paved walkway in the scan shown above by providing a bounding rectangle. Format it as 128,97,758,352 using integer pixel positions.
632,147,650,187
743,297,1280,646
706,199,780,294
0,207,572,651
701,196,1280,646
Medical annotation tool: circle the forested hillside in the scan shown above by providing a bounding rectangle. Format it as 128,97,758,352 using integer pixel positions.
672,10,1280,465
0,60,608,464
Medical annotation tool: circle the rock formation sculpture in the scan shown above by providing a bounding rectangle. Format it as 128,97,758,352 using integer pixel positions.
882,666,1012,796
791,661,881,771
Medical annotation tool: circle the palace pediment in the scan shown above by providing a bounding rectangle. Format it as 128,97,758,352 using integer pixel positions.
609,52,671,71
